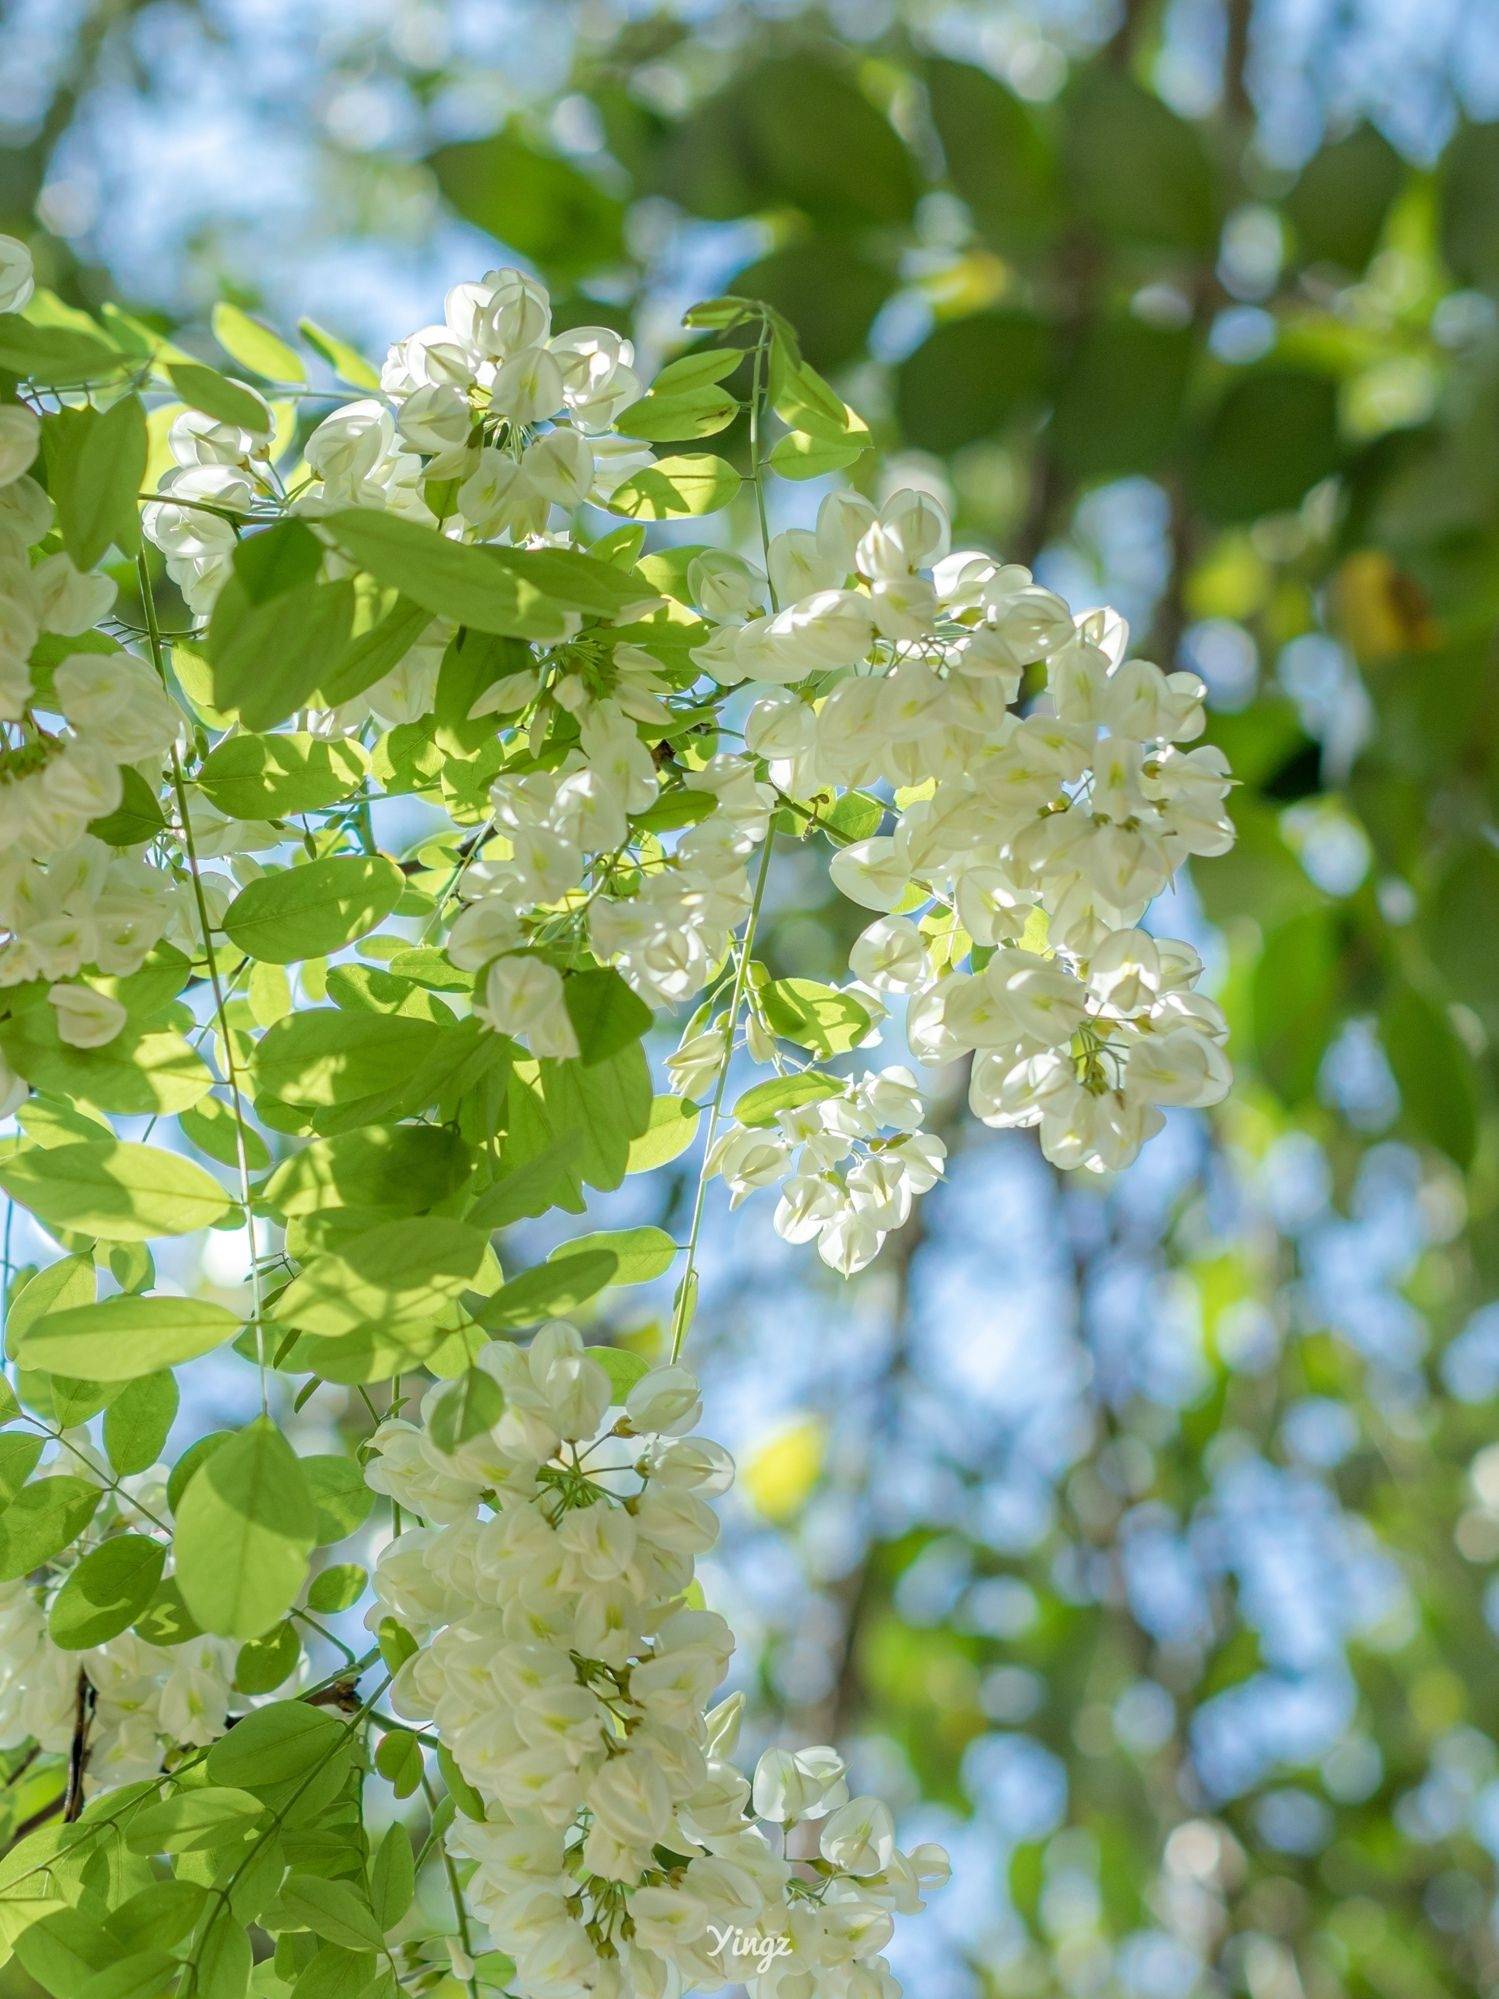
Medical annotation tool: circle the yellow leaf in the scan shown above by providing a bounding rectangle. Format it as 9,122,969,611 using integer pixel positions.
742,1417,825,1523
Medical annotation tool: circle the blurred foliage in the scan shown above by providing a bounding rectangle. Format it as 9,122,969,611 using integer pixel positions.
6,0,1499,1993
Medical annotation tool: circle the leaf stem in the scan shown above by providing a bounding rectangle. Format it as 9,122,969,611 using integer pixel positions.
136,554,269,1415
669,319,781,1363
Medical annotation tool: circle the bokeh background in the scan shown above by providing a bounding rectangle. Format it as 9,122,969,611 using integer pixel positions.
6,0,1499,1993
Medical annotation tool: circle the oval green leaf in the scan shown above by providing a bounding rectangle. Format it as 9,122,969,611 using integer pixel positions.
223,855,404,964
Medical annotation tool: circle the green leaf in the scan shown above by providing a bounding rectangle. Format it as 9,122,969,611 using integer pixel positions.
1250,910,1344,1103
0,313,122,383
320,509,574,639
1425,842,1499,1029
1194,367,1343,524
0,1476,101,1581
732,1070,843,1126
0,1432,43,1503
462,1137,581,1229
48,1534,166,1649
824,790,885,843
251,1009,444,1110
563,967,653,1065
44,395,148,567
302,1455,374,1543
668,54,917,229
374,1727,424,1800
726,242,892,372
223,854,404,964
104,1371,179,1477
475,1225,675,1331
429,128,625,277
298,319,380,391
1381,983,1479,1169
291,1946,383,1999
769,348,867,443
206,570,358,731
1051,317,1195,481
7,1253,94,1348
279,1874,384,1953
235,1619,301,1694
107,1880,208,1955
1286,124,1404,271
125,1786,263,1853
197,732,368,819
625,1095,701,1173
0,1138,232,1241
488,543,657,620
593,1347,651,1400
196,1913,252,1999
502,1042,653,1207
427,1367,505,1452
166,361,270,434
757,978,871,1056
615,387,740,441
436,1742,485,1820
88,764,166,846
264,1123,472,1221
1063,69,1220,253
12,1294,241,1378
370,1823,415,1932
924,58,1056,252
651,350,743,393
179,1096,271,1172
207,1699,346,1789
317,593,430,709
0,1010,213,1117
174,1420,317,1638
604,454,741,519
79,1950,183,1999
212,302,306,382
273,1217,492,1344
14,1908,116,1994
306,1562,366,1613
766,431,867,480
167,1429,231,1512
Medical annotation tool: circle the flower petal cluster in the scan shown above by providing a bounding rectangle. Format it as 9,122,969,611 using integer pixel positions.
367,1325,947,1997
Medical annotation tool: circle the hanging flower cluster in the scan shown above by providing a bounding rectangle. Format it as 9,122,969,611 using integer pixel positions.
367,1326,949,1996
0,1580,234,1789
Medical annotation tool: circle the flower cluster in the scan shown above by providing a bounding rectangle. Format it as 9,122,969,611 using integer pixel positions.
703,1066,945,1276
366,1324,948,1997
677,488,1234,1187
0,245,189,1053
0,1457,234,1797
0,1582,233,1790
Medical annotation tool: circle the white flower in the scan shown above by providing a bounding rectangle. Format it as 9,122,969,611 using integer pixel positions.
490,347,565,425
821,1797,896,1876
474,955,579,1060
708,1125,790,1207
395,382,473,461
849,915,926,993
752,1745,849,1823
48,983,127,1049
33,556,118,638
52,651,179,759
0,406,40,487
625,1365,703,1436
446,895,523,971
0,237,35,315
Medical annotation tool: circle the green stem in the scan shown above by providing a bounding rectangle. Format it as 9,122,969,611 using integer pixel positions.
136,554,269,1415
669,320,781,1363
421,1770,481,1999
